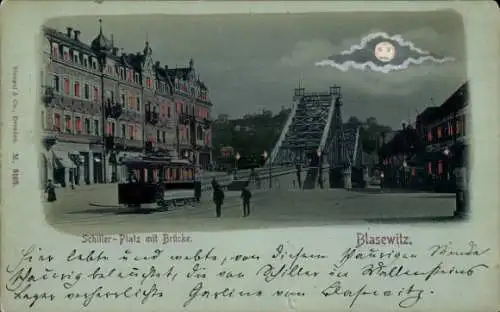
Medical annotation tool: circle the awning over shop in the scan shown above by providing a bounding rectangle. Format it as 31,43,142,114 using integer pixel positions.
52,150,76,169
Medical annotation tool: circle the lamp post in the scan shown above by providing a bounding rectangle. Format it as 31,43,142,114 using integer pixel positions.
262,150,271,188
317,149,324,189
235,152,241,172
402,159,408,187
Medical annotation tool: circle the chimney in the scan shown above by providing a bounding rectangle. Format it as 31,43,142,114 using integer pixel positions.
66,27,73,37
112,47,119,56
73,30,81,41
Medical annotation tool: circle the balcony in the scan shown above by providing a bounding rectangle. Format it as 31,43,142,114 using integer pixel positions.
105,100,123,119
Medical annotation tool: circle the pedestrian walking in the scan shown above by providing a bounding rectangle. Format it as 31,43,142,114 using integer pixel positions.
241,182,252,217
213,184,225,218
45,179,57,202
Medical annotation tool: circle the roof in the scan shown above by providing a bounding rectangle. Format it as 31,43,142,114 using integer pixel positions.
417,82,469,125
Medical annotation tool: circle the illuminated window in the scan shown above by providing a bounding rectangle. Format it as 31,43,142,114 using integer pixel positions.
53,113,61,131
75,117,82,133
64,115,72,133
106,122,112,136
74,81,80,97
427,130,432,142
437,160,443,175
427,162,432,174
63,78,70,95
437,127,442,138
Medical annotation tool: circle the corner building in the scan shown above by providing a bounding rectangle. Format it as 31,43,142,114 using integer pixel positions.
40,21,213,187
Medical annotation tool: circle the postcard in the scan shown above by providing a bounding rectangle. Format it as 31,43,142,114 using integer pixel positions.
1,1,499,312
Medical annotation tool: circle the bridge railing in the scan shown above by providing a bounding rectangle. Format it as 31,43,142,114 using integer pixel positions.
268,101,298,165
232,165,295,180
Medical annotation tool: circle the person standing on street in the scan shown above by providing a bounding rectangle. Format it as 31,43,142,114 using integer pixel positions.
241,182,252,217
45,179,57,202
194,167,202,203
213,184,225,218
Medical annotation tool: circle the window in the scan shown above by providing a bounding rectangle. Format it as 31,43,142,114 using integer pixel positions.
92,59,98,70
111,122,116,136
134,73,140,84
427,130,432,142
121,124,126,138
64,115,72,133
126,69,132,82
167,106,171,118
63,47,70,61
63,78,70,95
128,95,135,110
121,93,126,108
74,81,80,97
128,125,134,140
75,117,82,133
110,91,115,103
93,86,99,102
52,75,60,93
162,131,166,144
156,129,161,142
93,120,99,136
84,118,91,134
83,55,89,68
136,96,141,111
53,113,61,131
197,125,203,141
134,126,140,140
73,52,79,64
51,43,59,58
437,160,443,175
437,127,442,139
84,83,90,99
106,122,112,136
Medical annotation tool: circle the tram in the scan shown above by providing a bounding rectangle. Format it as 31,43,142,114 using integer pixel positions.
118,156,196,209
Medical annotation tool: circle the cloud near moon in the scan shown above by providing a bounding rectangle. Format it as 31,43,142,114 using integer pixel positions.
315,32,456,73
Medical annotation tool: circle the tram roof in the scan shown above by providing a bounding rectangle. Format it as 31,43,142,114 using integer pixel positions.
122,157,193,168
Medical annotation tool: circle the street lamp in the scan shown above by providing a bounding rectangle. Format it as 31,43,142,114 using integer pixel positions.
402,160,408,187
443,148,450,156
235,152,241,171
317,149,324,189
184,150,189,159
262,150,271,188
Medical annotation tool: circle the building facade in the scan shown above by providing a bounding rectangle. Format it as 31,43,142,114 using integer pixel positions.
379,82,469,190
40,21,213,188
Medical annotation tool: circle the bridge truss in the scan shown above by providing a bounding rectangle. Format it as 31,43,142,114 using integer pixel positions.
269,85,363,187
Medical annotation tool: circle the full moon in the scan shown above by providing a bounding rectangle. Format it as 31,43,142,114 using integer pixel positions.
374,41,396,63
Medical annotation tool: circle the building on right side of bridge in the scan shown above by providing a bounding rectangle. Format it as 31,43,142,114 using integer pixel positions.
379,81,469,192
